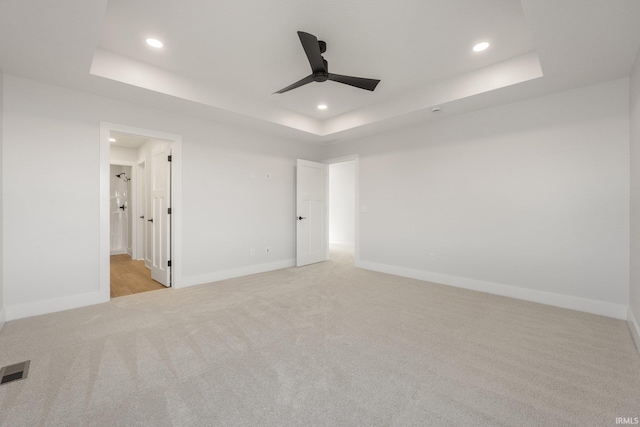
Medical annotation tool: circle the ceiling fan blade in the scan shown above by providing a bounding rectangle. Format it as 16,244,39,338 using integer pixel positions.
328,73,380,91
297,31,326,74
274,74,315,94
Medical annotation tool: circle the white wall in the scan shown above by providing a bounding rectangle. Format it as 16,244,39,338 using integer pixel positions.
629,49,640,351
329,161,355,246
324,79,630,319
110,145,138,163
2,73,634,324
2,75,321,320
0,69,4,331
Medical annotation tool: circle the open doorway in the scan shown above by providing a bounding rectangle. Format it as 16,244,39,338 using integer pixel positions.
109,133,172,297
100,123,182,301
327,156,358,264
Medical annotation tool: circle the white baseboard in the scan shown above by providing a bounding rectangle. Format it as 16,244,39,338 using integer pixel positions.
0,308,5,333
356,260,628,320
5,291,108,321
180,259,296,288
628,307,640,355
110,249,128,255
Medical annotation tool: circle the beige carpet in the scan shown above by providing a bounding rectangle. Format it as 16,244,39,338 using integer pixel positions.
0,246,639,426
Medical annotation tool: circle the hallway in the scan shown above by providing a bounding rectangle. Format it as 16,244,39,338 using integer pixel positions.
110,254,166,298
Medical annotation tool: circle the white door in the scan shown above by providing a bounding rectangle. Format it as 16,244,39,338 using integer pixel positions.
296,159,329,266
144,161,152,268
135,161,146,260
150,146,171,286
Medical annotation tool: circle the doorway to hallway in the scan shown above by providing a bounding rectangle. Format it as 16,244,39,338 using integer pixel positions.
328,156,358,264
329,161,356,249
109,131,172,296
101,122,183,301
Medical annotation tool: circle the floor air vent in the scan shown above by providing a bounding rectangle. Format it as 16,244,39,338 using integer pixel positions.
0,361,30,385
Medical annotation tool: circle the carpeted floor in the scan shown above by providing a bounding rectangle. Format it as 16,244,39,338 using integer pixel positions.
0,246,639,426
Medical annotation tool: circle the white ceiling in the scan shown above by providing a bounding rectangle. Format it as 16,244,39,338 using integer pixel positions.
1,0,640,143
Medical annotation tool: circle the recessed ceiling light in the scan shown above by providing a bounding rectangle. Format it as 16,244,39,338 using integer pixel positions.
146,38,164,48
473,42,490,52
317,104,327,110
109,138,116,142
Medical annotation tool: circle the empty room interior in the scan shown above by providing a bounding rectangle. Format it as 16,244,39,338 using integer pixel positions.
1,0,640,425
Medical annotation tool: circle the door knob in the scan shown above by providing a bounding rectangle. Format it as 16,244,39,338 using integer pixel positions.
297,216,307,220
147,218,154,223
119,205,126,211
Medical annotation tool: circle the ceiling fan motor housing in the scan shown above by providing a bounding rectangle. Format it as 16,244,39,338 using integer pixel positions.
313,72,328,82
313,59,329,81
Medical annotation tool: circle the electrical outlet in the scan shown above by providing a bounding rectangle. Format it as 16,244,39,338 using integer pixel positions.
266,172,272,180
265,247,272,254
250,171,256,179
250,248,255,256
428,253,436,262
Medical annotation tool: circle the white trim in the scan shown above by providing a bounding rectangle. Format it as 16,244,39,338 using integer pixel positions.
357,259,628,319
100,125,111,302
324,155,359,264
109,250,129,255
0,309,5,332
5,291,105,321
181,259,296,287
324,155,359,164
100,122,183,299
628,307,640,354
170,135,183,289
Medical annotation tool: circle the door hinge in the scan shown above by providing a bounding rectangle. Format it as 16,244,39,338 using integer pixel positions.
168,155,172,162
168,260,172,267
167,207,172,215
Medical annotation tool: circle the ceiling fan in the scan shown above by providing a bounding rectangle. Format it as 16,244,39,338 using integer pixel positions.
274,31,381,94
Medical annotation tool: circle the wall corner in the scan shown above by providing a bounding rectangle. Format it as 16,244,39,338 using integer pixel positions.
0,67,5,332
629,43,640,356
629,307,640,355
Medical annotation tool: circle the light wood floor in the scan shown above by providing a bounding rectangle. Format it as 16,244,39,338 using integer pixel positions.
110,254,166,298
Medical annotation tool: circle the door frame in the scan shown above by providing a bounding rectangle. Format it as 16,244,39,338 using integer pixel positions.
324,154,359,264
100,122,183,301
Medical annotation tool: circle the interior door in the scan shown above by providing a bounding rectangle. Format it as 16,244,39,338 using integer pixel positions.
144,161,152,269
296,159,329,266
136,161,146,261
150,146,171,287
